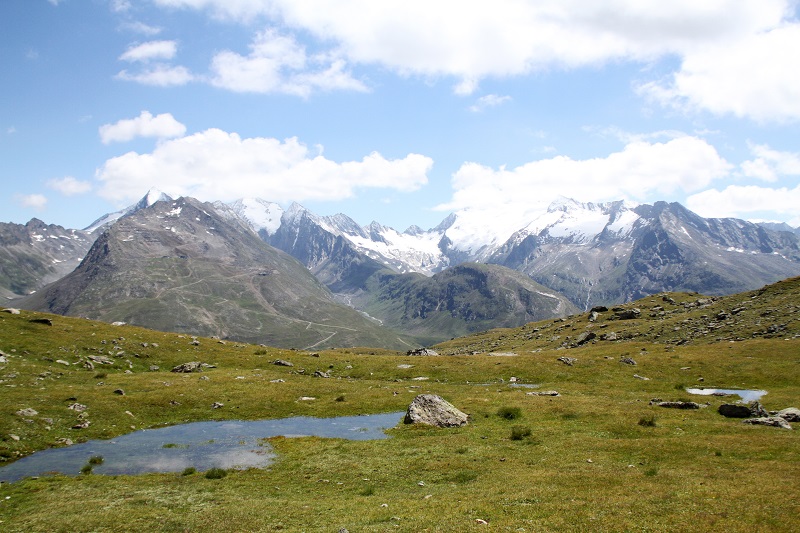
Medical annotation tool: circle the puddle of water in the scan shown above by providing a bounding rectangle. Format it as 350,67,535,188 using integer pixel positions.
510,383,541,389
0,412,403,483
686,388,767,403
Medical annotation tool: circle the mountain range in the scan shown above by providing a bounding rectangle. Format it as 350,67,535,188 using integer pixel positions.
4,189,799,348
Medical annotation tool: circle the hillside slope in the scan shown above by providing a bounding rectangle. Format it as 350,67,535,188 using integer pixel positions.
17,197,415,350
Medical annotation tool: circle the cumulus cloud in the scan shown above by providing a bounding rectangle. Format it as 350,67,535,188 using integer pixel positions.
115,64,194,86
99,111,187,144
209,30,366,96
154,0,794,99
687,185,800,222
740,143,800,182
17,194,47,210
119,40,178,62
47,176,92,196
95,129,432,204
639,24,800,122
468,94,511,113
437,136,731,222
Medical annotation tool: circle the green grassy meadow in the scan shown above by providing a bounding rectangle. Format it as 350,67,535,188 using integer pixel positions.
1,284,798,531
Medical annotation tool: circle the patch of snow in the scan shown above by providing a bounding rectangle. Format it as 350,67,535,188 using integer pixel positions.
166,206,182,217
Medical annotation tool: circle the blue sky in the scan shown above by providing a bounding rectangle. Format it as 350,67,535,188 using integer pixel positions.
2,0,800,232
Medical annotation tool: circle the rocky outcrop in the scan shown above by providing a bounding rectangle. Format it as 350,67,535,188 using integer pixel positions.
743,417,792,429
171,361,204,373
404,394,468,427
775,407,800,422
718,401,768,418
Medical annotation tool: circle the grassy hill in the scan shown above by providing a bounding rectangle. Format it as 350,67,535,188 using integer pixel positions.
0,278,798,531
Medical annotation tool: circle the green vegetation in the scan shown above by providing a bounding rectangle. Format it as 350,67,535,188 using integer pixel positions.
204,468,227,480
0,279,799,531
496,406,522,420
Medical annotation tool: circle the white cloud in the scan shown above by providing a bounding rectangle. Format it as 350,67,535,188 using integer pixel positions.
119,21,163,36
95,129,432,204
17,194,48,210
115,65,194,86
209,30,366,96
111,0,131,12
469,94,511,113
437,136,731,220
6,126,15,134
639,24,800,122
740,143,800,182
47,0,62,5
47,176,92,196
687,185,800,221
119,40,177,62
99,111,187,144
154,0,794,97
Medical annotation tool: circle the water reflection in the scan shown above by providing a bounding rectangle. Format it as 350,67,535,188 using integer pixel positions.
686,388,767,402
0,412,403,483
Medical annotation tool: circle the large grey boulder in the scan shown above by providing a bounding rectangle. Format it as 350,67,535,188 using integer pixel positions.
404,394,468,427
718,401,768,418
775,407,800,422
743,417,792,430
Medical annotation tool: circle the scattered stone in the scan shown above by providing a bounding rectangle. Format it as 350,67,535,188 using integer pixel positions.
397,364,414,369
600,332,618,341
113,389,125,396
619,356,637,366
588,311,599,322
487,352,518,357
614,308,641,320
72,420,90,429
475,519,489,525
411,376,429,381
3,308,20,314
572,332,596,346
633,374,650,380
406,348,439,356
149,365,160,371
9,434,20,441
557,356,577,366
404,394,468,427
775,407,800,422
743,417,792,429
654,401,701,409
55,360,71,366
313,370,330,378
591,305,608,313
67,403,87,412
310,353,320,358
273,359,294,367
171,361,204,373
270,379,285,383
88,355,114,365
190,339,200,346
29,317,53,326
211,402,224,409
299,396,316,401
16,408,38,417
526,390,560,397
111,321,126,326
55,437,73,446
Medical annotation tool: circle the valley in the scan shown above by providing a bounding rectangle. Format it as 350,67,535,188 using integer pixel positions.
0,278,798,531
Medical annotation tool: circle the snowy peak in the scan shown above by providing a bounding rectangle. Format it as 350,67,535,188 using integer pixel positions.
84,189,174,233
225,198,284,236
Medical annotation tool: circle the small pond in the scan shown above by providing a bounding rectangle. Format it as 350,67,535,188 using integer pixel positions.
0,412,404,483
686,388,767,403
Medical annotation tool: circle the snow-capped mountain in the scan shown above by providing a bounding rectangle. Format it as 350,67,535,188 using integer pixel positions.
84,188,173,233
223,196,800,310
